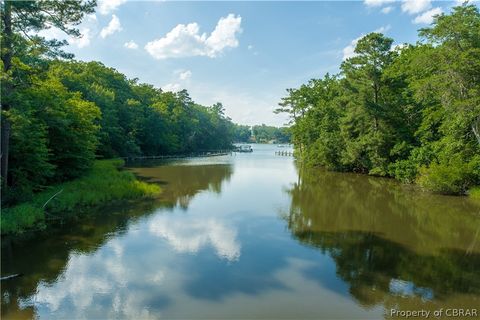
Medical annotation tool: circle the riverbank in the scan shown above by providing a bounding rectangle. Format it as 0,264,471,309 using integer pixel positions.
1,159,161,235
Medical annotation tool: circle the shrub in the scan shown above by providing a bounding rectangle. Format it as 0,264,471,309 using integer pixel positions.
417,157,478,195
469,186,480,200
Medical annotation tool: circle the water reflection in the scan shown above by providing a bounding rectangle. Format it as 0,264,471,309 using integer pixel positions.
285,167,480,254
1,201,160,319
129,161,233,209
148,214,241,261
2,152,480,319
284,166,480,311
18,234,171,319
1,161,234,319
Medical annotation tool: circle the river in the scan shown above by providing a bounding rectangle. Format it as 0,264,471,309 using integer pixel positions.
2,144,479,319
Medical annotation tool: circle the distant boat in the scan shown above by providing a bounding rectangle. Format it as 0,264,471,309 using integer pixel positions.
277,144,288,148
236,145,253,153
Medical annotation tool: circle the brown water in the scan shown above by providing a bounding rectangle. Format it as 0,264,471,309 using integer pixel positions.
1,144,479,319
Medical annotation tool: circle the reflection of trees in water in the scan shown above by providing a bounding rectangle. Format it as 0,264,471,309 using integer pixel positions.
286,167,480,254
131,164,233,209
1,202,157,319
285,167,480,309
1,163,233,318
296,231,480,307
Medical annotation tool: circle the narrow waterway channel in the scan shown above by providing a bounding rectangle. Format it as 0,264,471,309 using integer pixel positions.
2,144,479,319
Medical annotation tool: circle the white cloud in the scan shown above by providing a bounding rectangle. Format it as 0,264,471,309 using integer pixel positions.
98,0,127,15
205,14,242,53
163,70,192,92
162,83,182,92
381,6,394,14
363,0,395,7
86,13,97,22
342,25,390,61
392,43,408,51
179,70,192,80
190,83,288,126
146,23,206,59
145,14,242,59
413,7,443,24
100,15,122,38
375,24,391,33
342,36,361,60
247,44,254,50
38,14,98,48
401,0,431,15
124,40,138,49
454,0,479,5
70,28,92,48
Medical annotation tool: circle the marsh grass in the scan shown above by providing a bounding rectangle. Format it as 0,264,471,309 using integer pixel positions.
1,159,160,235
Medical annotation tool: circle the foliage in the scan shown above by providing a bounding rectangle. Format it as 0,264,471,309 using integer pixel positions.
2,59,236,205
252,124,291,143
49,61,236,157
277,4,480,195
1,159,161,235
1,0,236,207
1,0,97,192
417,155,480,194
3,68,101,204
233,124,291,143
470,186,480,200
233,124,252,142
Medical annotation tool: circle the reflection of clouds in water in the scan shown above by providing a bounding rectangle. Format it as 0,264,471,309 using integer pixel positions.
113,292,159,320
27,254,113,312
389,278,434,301
149,214,241,261
19,239,161,319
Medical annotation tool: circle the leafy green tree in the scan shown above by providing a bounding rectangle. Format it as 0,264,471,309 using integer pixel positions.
233,124,252,142
251,124,291,143
414,5,480,193
339,33,397,175
4,68,101,204
38,75,100,180
50,61,142,157
277,4,480,194
1,0,96,188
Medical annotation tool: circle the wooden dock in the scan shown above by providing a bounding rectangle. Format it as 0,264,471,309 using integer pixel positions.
123,150,232,162
275,151,294,156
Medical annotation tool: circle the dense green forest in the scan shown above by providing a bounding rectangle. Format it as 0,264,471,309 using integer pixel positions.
0,1,235,207
233,124,291,143
277,4,480,195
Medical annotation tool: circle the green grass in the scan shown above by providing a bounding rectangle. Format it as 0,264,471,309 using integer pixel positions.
1,159,161,235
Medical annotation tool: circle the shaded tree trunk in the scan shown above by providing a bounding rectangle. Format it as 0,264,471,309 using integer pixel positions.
1,119,11,186
1,0,12,188
473,116,480,146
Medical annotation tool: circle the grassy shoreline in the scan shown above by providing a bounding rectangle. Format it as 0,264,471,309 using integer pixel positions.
1,159,160,235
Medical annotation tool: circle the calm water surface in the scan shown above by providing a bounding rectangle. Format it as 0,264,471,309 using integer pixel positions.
2,144,480,319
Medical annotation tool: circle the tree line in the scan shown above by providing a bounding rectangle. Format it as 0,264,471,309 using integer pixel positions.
1,1,235,206
233,124,291,143
277,4,480,195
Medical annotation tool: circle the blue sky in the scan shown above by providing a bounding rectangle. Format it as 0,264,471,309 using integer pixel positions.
43,0,475,126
